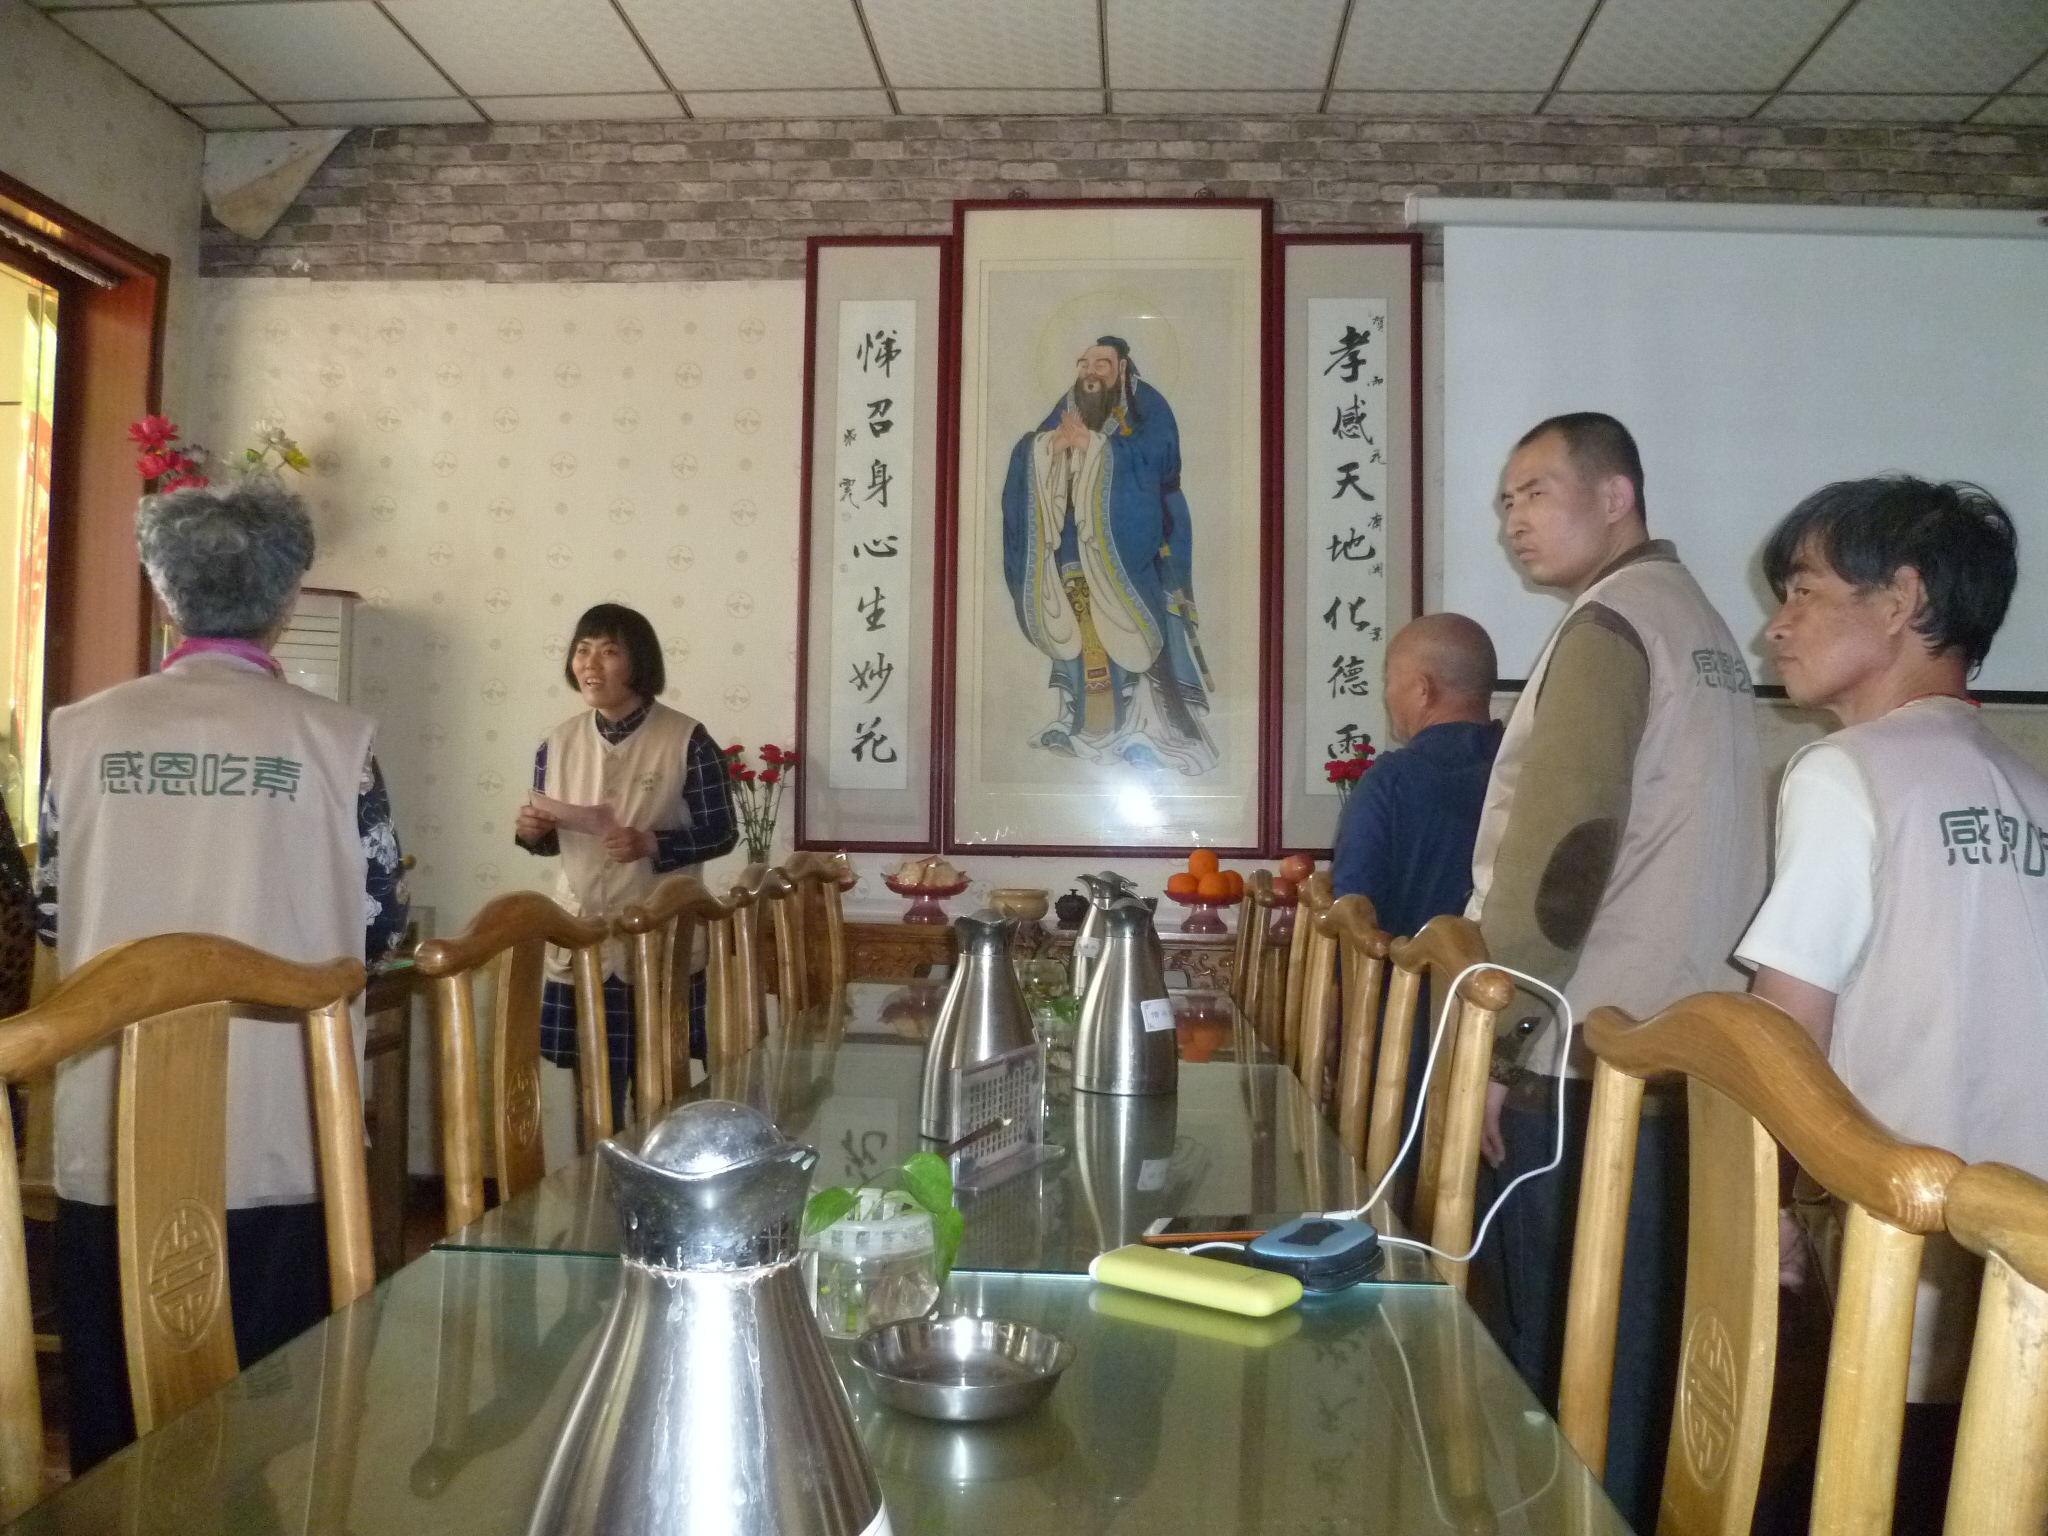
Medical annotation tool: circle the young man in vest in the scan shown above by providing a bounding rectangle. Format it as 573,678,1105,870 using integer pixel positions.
1466,412,1767,1531
37,481,409,1471
1737,476,2043,1534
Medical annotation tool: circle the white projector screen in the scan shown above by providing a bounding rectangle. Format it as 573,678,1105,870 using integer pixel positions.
1441,218,2048,695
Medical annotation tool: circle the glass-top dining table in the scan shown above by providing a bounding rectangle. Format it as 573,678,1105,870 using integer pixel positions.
3,1253,1629,1534
0,980,1631,1533
439,980,1438,1284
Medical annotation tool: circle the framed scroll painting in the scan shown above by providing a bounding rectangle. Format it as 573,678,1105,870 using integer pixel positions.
796,236,950,849
1276,234,1424,852
944,200,1273,855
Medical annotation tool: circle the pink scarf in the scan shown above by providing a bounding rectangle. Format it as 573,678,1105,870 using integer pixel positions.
162,636,283,678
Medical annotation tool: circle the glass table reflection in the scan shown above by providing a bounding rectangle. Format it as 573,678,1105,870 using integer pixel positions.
440,987,1436,1283
0,1251,1628,1534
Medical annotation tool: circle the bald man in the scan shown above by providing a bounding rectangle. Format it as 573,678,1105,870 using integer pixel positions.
1331,613,1503,938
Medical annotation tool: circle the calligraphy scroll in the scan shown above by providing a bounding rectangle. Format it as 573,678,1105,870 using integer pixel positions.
1302,298,1389,796
827,299,915,790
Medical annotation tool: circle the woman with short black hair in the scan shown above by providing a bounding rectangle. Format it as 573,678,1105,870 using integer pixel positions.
515,603,737,1122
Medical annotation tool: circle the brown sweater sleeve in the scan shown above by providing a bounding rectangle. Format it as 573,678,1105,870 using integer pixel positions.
1479,606,1649,1071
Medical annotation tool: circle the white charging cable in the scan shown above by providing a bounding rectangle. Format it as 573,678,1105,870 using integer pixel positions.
1323,960,1574,1267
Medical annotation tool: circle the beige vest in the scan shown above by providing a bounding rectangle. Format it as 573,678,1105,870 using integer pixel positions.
1470,548,1767,1072
1820,698,2048,1399
542,701,699,980
47,654,372,1207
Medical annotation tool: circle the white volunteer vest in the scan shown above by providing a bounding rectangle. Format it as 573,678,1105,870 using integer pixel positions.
1817,697,2048,1399
542,701,699,981
47,653,372,1207
1469,547,1766,1070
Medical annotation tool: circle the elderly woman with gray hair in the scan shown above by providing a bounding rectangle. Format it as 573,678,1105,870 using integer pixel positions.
33,478,407,1474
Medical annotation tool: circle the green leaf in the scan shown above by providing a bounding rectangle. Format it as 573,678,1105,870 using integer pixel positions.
802,1185,857,1236
897,1151,954,1217
930,1206,964,1285
244,447,261,462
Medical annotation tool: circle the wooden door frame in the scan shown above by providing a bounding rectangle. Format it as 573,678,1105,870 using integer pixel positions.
0,168,170,711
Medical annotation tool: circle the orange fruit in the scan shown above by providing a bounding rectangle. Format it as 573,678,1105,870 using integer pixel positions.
1188,848,1220,877
1222,870,1245,900
1165,872,1199,898
1196,871,1230,901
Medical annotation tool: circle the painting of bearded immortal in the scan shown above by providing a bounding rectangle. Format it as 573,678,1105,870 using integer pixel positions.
948,201,1271,853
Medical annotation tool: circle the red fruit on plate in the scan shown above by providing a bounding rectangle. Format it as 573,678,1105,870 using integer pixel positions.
1278,852,1314,884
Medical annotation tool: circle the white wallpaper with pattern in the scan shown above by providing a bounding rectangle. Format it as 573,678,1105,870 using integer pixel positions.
195,277,803,926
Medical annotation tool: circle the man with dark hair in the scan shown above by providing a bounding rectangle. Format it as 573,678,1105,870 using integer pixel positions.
1000,337,1215,774
1737,476,2043,1534
1465,411,1765,1531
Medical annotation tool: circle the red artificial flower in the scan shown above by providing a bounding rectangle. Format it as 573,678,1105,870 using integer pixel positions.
159,470,209,492
136,450,175,481
724,743,745,760
127,416,178,450
779,749,799,768
738,768,757,783
1323,760,1348,782
760,767,781,785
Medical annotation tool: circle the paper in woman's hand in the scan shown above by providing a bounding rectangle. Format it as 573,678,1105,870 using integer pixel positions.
528,792,618,837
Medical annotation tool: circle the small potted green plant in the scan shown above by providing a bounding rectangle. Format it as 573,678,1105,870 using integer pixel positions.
801,1152,964,1339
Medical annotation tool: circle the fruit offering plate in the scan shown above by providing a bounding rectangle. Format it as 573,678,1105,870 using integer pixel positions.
1161,888,1230,935
882,873,970,925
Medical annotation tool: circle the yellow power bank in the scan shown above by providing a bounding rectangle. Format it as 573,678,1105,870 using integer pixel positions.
1089,1244,1304,1317
1089,1284,1303,1347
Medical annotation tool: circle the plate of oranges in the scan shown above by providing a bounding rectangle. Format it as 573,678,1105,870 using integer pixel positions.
1162,849,1240,934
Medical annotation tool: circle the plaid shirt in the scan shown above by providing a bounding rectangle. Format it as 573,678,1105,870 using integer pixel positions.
526,703,735,1083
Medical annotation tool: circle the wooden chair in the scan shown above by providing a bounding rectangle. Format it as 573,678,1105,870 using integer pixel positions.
727,863,784,1040
1229,870,1269,1012
1319,894,1390,1164
0,934,370,1520
1557,993,1961,1536
415,892,609,1234
616,874,753,1114
1942,1161,2048,1536
1276,872,1328,1067
1373,916,1514,1289
773,850,852,1015
1289,875,1342,1102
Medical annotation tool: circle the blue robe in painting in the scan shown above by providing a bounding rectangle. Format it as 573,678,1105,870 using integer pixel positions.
999,380,1217,774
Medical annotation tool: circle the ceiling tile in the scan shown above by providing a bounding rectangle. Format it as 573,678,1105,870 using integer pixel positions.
478,92,682,121
894,89,1104,114
382,0,662,96
52,7,252,102
1548,91,1768,116
188,102,290,128
681,89,893,118
1974,93,2048,123
1788,0,2048,93
865,0,1098,88
1329,89,1546,114
2014,53,2048,92
279,98,481,127
1114,89,1322,112
165,2,452,102
1562,0,1842,91
619,0,878,90
1758,92,1993,121
1333,0,1592,91
1108,0,1345,90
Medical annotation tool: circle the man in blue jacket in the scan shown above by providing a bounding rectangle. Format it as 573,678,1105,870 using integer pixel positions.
1332,612,1502,938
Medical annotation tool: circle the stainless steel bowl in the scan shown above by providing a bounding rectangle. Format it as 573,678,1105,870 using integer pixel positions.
852,1315,1074,1423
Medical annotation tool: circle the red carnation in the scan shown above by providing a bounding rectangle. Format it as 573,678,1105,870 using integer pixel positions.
137,450,175,480
780,749,799,767
738,768,757,783
127,415,177,449
761,744,784,766
760,767,781,785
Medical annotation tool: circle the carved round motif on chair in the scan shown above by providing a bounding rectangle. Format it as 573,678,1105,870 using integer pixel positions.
507,1060,543,1149
147,1199,226,1350
1679,1308,1740,1487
